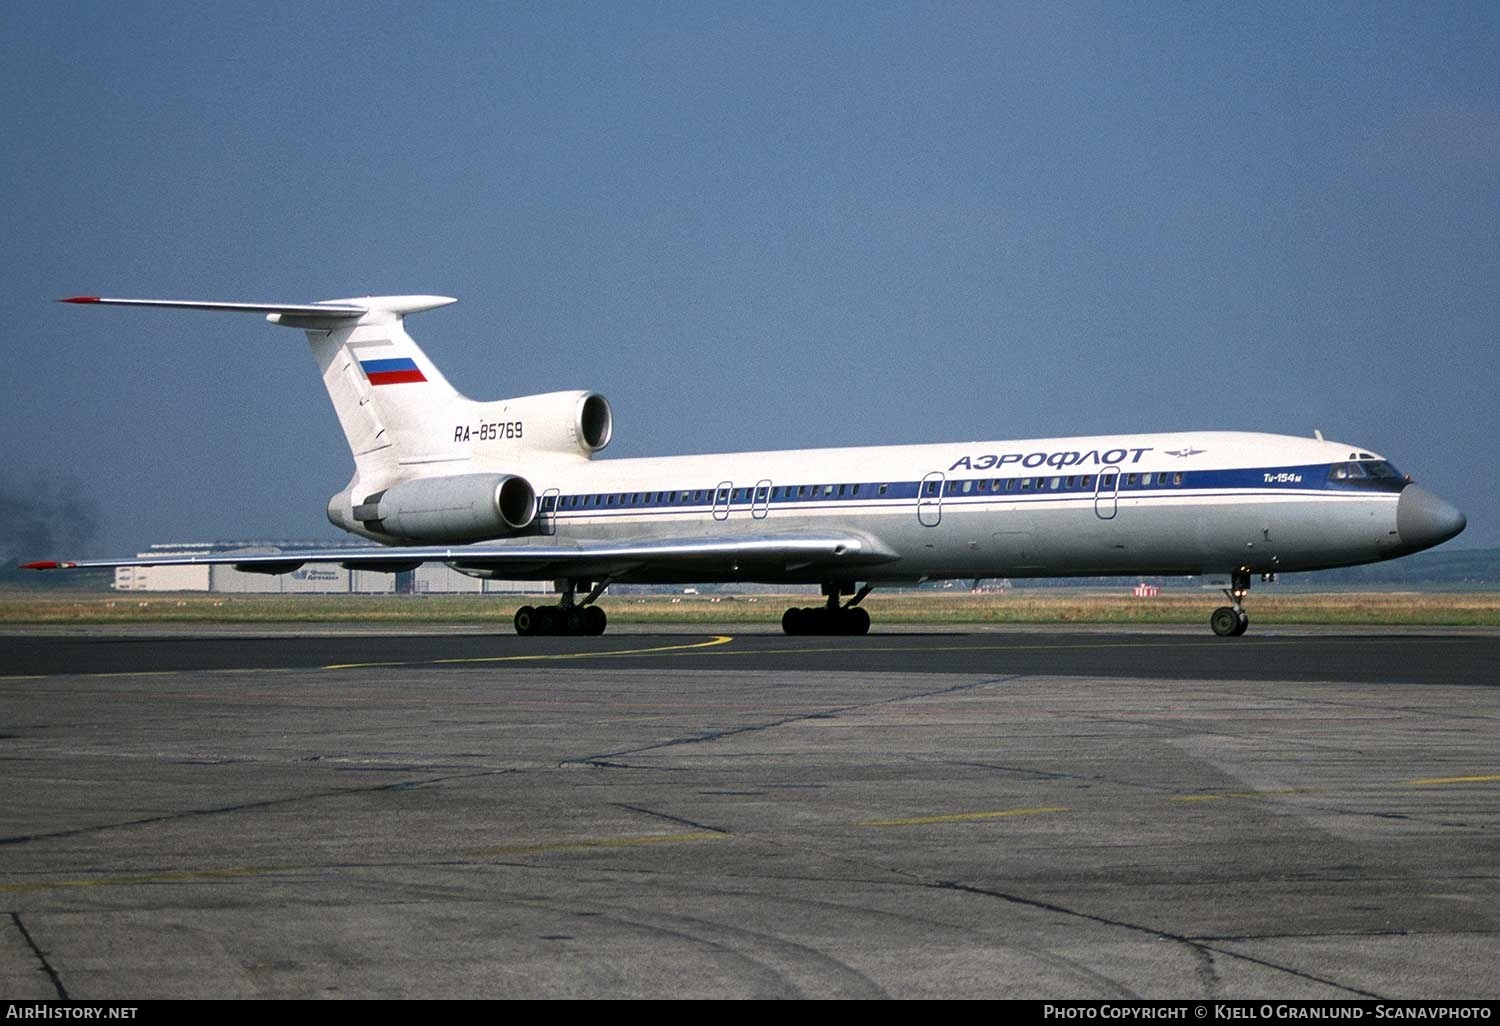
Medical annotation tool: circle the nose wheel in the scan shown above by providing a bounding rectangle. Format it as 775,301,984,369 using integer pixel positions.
1210,570,1252,636
1210,606,1249,637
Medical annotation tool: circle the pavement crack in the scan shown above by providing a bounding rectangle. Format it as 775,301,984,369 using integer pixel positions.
613,803,730,834
563,674,1026,765
1193,944,1222,996
1190,929,1410,942
0,768,515,847
927,880,1385,999
10,912,68,999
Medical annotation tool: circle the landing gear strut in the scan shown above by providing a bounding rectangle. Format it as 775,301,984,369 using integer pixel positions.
1210,570,1252,637
514,579,609,636
782,582,873,636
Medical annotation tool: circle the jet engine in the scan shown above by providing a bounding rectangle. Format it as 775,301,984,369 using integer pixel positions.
494,390,612,457
353,473,537,543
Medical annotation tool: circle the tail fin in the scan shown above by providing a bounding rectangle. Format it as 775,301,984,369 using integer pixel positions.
282,296,463,473
62,295,465,476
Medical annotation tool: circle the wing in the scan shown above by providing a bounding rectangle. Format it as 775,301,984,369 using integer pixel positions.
23,533,900,583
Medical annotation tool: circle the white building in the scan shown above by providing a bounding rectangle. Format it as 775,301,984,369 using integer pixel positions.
113,542,546,594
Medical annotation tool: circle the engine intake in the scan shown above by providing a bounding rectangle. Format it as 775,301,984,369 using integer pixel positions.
355,473,536,543
577,392,612,452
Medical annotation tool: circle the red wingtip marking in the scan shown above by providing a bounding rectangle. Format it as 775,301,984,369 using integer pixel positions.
59,296,101,304
21,561,61,570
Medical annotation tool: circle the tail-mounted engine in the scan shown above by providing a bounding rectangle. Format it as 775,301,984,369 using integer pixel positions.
353,473,537,543
468,390,612,458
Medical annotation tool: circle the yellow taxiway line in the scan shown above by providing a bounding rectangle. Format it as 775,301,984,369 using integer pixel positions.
858,806,1069,827
322,634,736,670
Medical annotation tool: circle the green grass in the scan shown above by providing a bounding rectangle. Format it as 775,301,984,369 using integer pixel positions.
3,590,1499,626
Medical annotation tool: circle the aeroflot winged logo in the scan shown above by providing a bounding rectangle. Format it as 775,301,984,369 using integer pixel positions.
360,357,427,386
1165,447,1206,459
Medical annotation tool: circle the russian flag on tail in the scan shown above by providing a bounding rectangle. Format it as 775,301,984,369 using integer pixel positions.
360,357,426,385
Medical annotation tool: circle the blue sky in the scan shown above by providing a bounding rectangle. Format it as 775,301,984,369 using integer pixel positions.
2,1,1496,558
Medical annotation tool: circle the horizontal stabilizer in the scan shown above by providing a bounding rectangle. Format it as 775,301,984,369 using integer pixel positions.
61,296,368,318
59,295,458,323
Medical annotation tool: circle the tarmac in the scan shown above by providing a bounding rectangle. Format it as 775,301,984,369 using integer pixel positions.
1,623,1497,998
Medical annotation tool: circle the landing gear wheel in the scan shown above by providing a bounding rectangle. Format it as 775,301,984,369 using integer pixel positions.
514,602,608,636
1210,607,1241,637
782,605,871,636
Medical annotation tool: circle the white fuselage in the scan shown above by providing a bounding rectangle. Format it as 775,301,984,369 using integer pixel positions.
350,429,1422,583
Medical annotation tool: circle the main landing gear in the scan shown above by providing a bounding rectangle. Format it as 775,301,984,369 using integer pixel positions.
1210,570,1253,637
514,579,609,636
783,582,873,636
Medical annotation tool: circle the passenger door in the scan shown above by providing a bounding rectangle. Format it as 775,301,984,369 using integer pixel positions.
1094,467,1120,520
918,471,944,527
752,479,772,520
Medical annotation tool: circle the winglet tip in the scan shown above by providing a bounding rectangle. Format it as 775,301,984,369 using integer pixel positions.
59,296,100,304
21,561,75,570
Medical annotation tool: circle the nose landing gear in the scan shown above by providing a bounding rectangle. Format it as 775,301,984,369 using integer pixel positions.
1210,570,1252,637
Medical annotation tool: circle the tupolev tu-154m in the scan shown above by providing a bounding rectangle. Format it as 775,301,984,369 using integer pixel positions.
25,294,1466,637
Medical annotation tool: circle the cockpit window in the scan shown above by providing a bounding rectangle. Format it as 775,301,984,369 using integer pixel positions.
1328,460,1405,486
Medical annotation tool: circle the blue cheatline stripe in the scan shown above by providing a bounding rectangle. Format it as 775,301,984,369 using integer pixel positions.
536,463,1405,519
544,492,1389,524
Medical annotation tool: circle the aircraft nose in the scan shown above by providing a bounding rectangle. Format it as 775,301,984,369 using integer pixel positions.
1397,485,1466,552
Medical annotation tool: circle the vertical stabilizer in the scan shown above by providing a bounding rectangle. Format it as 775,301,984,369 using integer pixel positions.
277,297,465,476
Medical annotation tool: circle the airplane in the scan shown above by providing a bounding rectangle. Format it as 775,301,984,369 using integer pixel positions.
24,294,1467,637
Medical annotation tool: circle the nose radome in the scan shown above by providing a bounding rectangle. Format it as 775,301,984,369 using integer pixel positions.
1397,485,1467,552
